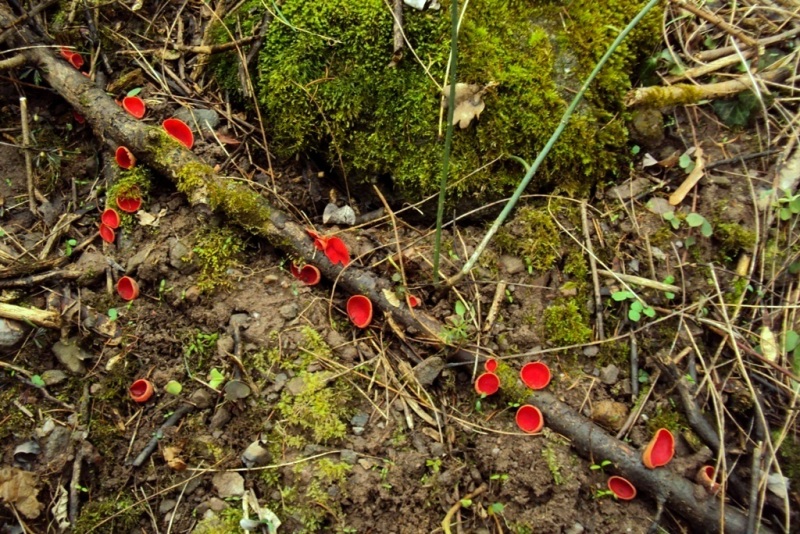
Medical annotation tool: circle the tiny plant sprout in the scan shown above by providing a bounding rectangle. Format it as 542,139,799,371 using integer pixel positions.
324,236,350,266
99,223,115,244
474,372,500,396
484,358,498,373
520,361,551,390
607,476,637,500
696,465,721,493
162,118,194,149
114,146,136,169
164,381,183,395
122,96,146,119
515,404,544,434
289,262,321,286
642,428,675,469
101,208,121,229
347,295,373,328
116,276,140,301
129,379,154,403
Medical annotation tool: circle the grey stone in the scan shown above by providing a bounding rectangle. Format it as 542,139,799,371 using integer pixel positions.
413,356,444,387
211,472,245,498
52,339,91,374
168,238,196,273
159,499,176,514
189,388,215,409
582,346,599,357
72,251,107,286
173,108,220,136
242,440,271,468
499,255,525,275
206,497,228,513
285,376,306,396
645,197,672,216
608,177,651,201
209,407,231,431
350,412,369,431
126,244,154,275
629,108,664,148
279,303,299,320
339,449,358,465
599,364,620,385
41,370,67,386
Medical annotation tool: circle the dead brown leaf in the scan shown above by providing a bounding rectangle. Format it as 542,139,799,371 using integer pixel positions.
163,446,187,471
0,467,43,519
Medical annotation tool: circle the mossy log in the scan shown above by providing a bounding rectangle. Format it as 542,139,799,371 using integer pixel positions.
0,7,771,532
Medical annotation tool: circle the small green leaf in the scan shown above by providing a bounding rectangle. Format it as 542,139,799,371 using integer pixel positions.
643,306,656,318
460,498,472,508
208,368,225,389
630,301,643,313
679,153,693,169
31,375,45,387
685,236,696,247
790,196,800,214
663,275,675,284
686,213,705,227
488,502,505,515
780,207,792,221
790,262,800,275
611,291,634,302
700,220,713,238
665,291,675,300
454,300,466,317
662,211,674,221
670,217,681,230
631,145,640,155
108,308,118,321
165,380,183,395
127,87,142,97
784,331,800,353
391,273,401,283
628,308,641,322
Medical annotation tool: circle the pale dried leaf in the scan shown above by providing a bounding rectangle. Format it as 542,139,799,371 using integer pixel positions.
0,467,43,519
777,145,800,194
52,485,69,530
215,132,241,146
760,326,778,363
442,83,494,129
136,208,166,227
383,288,400,308
669,147,705,206
163,446,187,471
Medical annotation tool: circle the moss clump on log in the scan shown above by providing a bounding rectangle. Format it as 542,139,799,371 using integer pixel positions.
215,0,662,203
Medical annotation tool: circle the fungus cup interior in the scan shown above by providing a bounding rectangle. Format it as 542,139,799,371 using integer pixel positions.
347,295,372,328
99,223,115,244
484,358,498,373
408,295,421,308
114,146,136,170
607,476,637,500
324,237,350,266
642,428,675,468
101,208,120,229
290,263,320,286
474,372,500,395
520,361,551,390
129,379,153,402
116,195,142,213
122,96,146,119
162,118,194,149
117,276,139,301
60,48,83,69
515,404,544,433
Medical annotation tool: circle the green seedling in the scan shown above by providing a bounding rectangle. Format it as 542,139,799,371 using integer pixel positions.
488,502,505,516
611,291,656,322
594,489,614,499
776,191,800,221
460,499,473,508
208,368,225,390
164,380,183,395
30,375,45,388
107,308,118,321
64,238,77,257
589,459,613,472
662,275,676,300
490,473,509,484
443,300,472,344
663,211,713,237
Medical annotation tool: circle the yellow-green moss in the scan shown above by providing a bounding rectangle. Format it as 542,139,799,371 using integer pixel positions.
185,226,245,293
496,206,561,273
276,371,351,444
775,432,800,493
74,494,140,534
0,387,35,442
243,0,661,202
495,360,530,405
715,222,756,260
596,340,630,367
107,166,152,222
175,161,214,194
646,404,686,435
192,508,244,534
543,298,592,346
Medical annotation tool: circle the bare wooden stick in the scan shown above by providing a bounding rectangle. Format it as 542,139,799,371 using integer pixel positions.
669,147,705,206
0,302,59,329
669,0,758,48
19,97,35,215
482,280,506,333
389,0,404,67
581,202,604,340
597,269,681,294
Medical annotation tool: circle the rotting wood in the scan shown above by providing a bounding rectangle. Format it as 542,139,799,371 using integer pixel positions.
0,7,771,532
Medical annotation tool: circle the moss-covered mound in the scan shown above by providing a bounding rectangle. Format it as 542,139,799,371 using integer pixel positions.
243,0,660,202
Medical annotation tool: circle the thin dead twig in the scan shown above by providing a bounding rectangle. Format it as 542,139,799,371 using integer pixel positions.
581,202,604,340
669,0,759,48
19,97,35,215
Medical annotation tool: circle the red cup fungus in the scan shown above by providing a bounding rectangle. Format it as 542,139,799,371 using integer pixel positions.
515,404,544,434
696,465,721,493
72,111,85,124
642,428,675,469
607,476,637,500
99,223,115,244
407,295,421,308
101,208,121,229
122,96,146,119
346,295,373,328
162,118,194,149
129,379,154,403
115,146,136,169
290,262,321,286
474,372,500,396
484,358,498,373
520,361,551,390
307,228,328,251
115,185,142,213
324,236,350,266
60,47,84,69
116,276,140,301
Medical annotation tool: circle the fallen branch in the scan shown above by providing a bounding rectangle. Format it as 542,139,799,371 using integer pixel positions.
0,9,770,532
